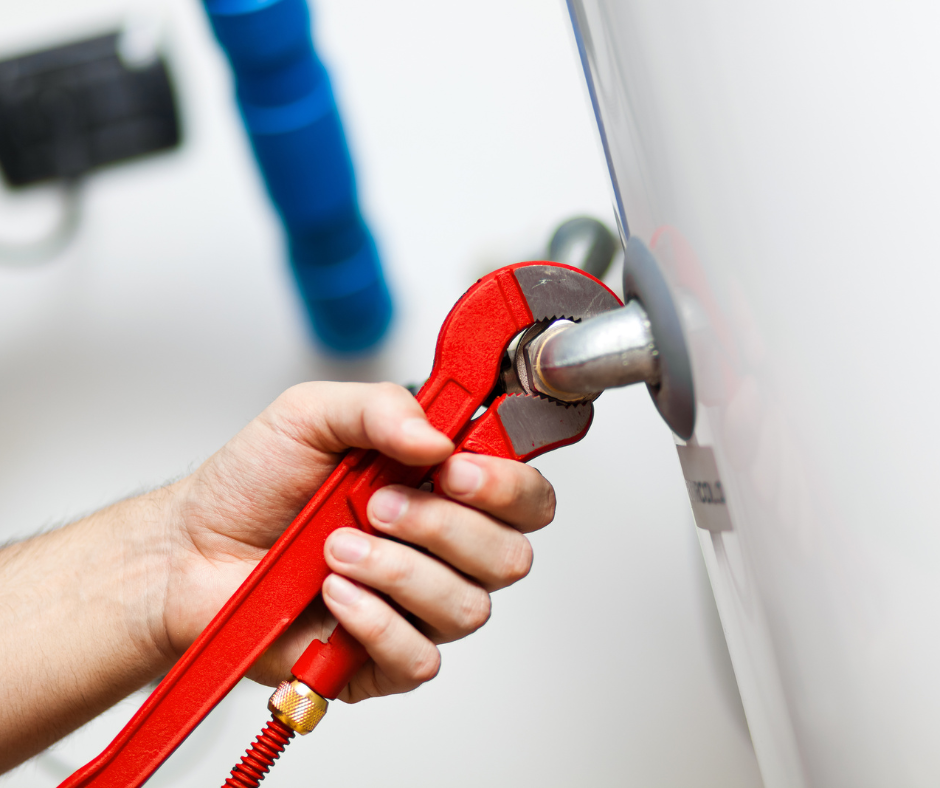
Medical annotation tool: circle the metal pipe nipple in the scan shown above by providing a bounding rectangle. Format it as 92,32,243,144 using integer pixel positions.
526,300,660,402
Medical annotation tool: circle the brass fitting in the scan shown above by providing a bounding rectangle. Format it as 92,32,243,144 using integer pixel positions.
268,679,329,735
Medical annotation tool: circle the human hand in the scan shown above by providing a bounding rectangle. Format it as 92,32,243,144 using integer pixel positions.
159,382,555,701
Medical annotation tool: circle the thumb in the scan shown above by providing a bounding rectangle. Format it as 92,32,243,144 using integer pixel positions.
261,381,454,466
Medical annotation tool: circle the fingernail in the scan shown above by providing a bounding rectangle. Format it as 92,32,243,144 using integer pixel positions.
329,531,370,563
446,456,483,495
370,487,408,525
402,417,448,445
324,574,361,605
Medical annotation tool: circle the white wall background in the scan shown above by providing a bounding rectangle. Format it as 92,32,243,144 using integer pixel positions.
0,1,761,786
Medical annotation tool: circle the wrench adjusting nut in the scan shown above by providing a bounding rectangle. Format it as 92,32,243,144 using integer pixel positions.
268,679,329,735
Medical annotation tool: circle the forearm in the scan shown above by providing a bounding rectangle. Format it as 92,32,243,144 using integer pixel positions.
0,488,176,773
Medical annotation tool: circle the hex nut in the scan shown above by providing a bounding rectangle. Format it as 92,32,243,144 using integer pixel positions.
523,320,585,402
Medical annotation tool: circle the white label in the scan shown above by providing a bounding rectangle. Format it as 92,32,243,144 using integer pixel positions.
676,444,733,532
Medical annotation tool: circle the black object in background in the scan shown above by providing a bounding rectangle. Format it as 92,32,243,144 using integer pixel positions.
0,32,180,187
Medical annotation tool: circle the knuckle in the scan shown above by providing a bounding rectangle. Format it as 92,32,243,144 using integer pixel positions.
403,495,451,544
373,380,405,401
275,382,305,408
496,469,526,509
382,550,415,589
266,384,307,427
499,537,534,584
409,646,442,684
276,381,327,413
358,603,396,647
538,483,557,526
264,382,335,443
424,497,455,540
456,587,492,632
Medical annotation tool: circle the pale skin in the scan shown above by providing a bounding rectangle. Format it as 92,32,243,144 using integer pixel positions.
0,381,555,775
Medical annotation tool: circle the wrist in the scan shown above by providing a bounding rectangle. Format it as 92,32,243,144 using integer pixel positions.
116,481,186,674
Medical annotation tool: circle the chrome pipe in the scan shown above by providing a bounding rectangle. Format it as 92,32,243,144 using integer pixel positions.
526,300,660,401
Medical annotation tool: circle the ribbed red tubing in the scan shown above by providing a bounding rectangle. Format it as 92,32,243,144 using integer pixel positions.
222,716,295,788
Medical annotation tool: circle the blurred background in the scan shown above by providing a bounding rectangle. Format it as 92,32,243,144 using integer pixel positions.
0,1,761,786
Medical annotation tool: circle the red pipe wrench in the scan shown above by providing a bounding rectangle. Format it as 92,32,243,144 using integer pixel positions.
59,261,621,788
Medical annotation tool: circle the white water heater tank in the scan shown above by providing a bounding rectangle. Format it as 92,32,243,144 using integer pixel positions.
567,4,940,786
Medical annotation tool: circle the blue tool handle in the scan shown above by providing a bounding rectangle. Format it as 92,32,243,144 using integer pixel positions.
204,0,392,353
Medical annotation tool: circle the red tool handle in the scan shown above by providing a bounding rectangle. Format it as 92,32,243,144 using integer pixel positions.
59,267,537,788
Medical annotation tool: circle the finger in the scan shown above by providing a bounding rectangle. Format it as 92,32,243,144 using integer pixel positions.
366,487,534,592
325,528,491,643
437,453,555,533
260,381,454,467
321,573,441,697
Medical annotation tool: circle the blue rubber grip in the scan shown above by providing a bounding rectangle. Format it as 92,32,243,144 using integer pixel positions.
204,0,392,353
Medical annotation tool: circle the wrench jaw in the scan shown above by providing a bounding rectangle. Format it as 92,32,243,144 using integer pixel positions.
495,394,593,460
454,263,621,466
441,392,593,475
512,264,622,324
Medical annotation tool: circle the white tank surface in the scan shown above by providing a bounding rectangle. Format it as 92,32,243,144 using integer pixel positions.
569,2,940,786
